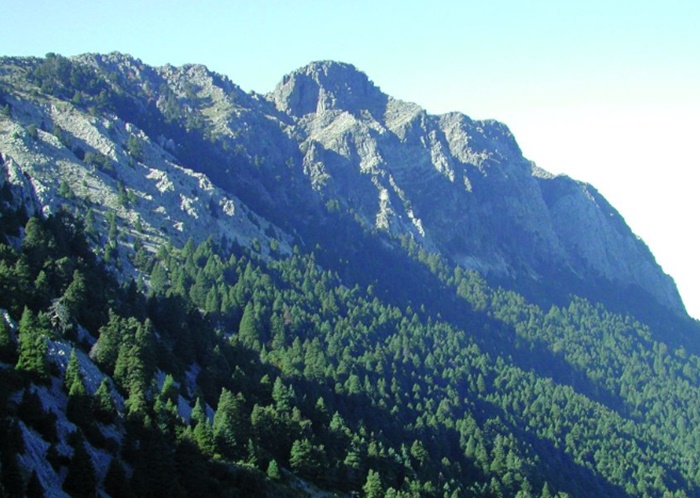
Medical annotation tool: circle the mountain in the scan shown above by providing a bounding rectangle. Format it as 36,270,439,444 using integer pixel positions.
0,52,698,497
0,53,684,317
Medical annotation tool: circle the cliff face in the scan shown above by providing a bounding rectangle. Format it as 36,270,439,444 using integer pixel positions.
0,54,685,315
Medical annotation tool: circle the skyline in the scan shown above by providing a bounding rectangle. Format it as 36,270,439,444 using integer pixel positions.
3,0,699,318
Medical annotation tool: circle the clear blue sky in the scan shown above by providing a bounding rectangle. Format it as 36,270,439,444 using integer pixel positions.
3,0,699,318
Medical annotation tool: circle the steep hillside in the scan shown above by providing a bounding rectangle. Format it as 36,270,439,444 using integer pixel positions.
0,53,699,498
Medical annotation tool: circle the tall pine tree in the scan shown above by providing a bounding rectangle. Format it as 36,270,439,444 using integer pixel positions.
15,308,48,381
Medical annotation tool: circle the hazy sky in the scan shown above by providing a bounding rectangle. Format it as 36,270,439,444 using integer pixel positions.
3,0,699,318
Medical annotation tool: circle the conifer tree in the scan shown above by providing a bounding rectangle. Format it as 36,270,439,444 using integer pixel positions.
30,270,51,312
267,459,282,481
15,308,49,381
149,262,169,294
213,388,247,460
64,348,81,391
0,316,16,362
190,397,207,427
63,434,97,498
66,372,92,430
289,438,326,481
62,270,88,324
21,217,49,274
158,373,178,405
90,311,124,373
193,418,216,456
104,458,131,498
93,377,116,423
246,438,258,467
363,469,383,498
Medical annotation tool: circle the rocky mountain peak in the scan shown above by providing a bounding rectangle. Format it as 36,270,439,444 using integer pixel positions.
270,60,387,117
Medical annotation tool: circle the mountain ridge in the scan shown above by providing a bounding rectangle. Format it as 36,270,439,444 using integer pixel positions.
0,53,685,317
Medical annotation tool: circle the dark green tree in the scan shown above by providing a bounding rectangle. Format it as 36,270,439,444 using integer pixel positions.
62,270,88,324
127,135,143,161
63,434,97,498
93,377,116,423
0,317,15,362
213,389,248,460
158,373,178,405
289,438,326,481
193,418,216,456
190,397,207,427
238,302,260,347
15,307,49,381
90,311,127,373
64,348,81,392
104,458,132,498
66,372,92,430
267,459,282,481
363,469,383,498
21,217,50,274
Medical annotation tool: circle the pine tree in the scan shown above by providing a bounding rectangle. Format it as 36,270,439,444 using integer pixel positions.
267,459,282,481
190,397,207,427
213,389,247,460
15,308,48,381
31,270,51,312
193,418,216,456
363,469,383,498
93,378,116,423
134,319,157,382
238,302,260,347
64,348,81,392
66,372,92,430
90,311,124,373
272,376,294,413
104,458,132,498
246,438,258,467
150,262,169,294
21,217,49,274
289,438,326,480
158,373,178,405
0,316,16,362
124,385,147,422
540,482,553,498
62,270,88,323
63,434,97,498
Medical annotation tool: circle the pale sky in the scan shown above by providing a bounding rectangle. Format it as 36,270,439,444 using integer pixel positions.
3,0,699,318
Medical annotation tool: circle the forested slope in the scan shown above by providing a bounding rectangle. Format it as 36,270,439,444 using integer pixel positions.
1,198,699,497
